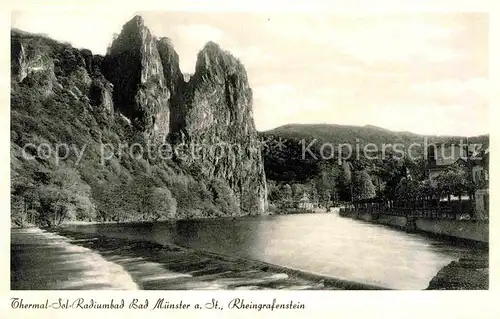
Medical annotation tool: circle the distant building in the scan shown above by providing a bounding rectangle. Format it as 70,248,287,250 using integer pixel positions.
426,142,471,185
298,192,315,210
426,141,489,219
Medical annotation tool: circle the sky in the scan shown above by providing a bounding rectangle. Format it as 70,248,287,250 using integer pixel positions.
11,11,489,136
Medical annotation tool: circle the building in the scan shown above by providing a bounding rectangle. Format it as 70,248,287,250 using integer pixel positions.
426,141,489,219
472,151,489,220
298,192,315,210
426,142,471,185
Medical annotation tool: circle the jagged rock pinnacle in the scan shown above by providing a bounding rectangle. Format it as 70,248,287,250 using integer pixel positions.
128,15,145,27
10,15,268,215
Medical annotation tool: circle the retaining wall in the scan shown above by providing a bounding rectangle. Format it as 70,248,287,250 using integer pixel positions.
338,209,488,243
415,218,488,243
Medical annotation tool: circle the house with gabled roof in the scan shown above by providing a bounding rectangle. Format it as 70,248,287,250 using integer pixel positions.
426,140,489,219
426,141,473,186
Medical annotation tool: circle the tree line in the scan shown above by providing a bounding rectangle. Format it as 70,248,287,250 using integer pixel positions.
266,155,480,213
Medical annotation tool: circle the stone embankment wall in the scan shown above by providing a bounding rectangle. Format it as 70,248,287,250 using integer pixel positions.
339,208,488,243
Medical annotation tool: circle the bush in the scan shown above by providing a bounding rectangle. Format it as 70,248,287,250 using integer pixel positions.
145,187,177,221
209,179,240,216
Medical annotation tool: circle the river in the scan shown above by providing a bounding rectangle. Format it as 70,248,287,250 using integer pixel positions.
11,212,481,290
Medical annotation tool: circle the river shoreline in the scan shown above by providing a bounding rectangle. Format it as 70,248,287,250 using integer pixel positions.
426,256,489,290
338,208,489,244
13,207,332,229
337,210,489,290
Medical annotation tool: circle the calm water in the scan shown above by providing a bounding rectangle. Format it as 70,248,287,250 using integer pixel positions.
53,212,478,290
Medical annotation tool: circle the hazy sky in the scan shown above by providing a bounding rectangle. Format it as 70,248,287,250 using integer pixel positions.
11,11,488,136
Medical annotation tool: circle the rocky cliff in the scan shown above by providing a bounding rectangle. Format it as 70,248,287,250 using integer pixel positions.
103,16,170,138
179,42,267,214
11,15,268,217
11,28,114,113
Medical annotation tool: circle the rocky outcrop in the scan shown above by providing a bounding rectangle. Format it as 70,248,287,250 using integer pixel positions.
89,76,114,115
156,37,184,97
11,34,57,96
11,30,98,98
99,16,268,214
176,42,268,214
10,15,268,216
156,37,185,136
103,15,170,137
11,38,30,83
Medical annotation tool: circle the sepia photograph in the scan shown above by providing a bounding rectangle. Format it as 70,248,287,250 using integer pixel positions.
9,10,489,294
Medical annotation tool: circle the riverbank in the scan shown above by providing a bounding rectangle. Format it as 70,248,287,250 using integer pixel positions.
12,227,388,290
338,209,488,290
13,207,334,230
426,254,488,290
339,208,489,244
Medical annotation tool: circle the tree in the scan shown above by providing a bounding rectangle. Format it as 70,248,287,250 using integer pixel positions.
314,174,331,208
91,178,124,222
128,175,156,221
267,180,282,202
36,168,96,226
352,170,376,201
308,181,319,205
375,156,406,201
11,194,27,227
11,183,41,226
319,189,331,209
282,184,292,200
406,157,427,182
435,163,468,202
342,160,352,184
314,167,337,207
145,187,177,221
291,184,304,200
338,160,353,202
395,176,421,210
208,179,240,216
280,184,293,209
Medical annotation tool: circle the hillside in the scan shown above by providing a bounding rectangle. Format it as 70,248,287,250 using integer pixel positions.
259,124,489,182
10,16,267,227
263,123,488,147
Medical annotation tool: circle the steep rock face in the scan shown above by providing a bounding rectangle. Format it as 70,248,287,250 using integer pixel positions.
11,35,57,96
11,29,116,122
11,16,268,216
103,16,170,137
156,37,184,97
99,17,268,213
156,37,186,135
176,42,268,214
89,76,114,115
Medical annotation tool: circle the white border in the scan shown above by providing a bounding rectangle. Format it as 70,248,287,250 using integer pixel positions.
1,1,498,318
